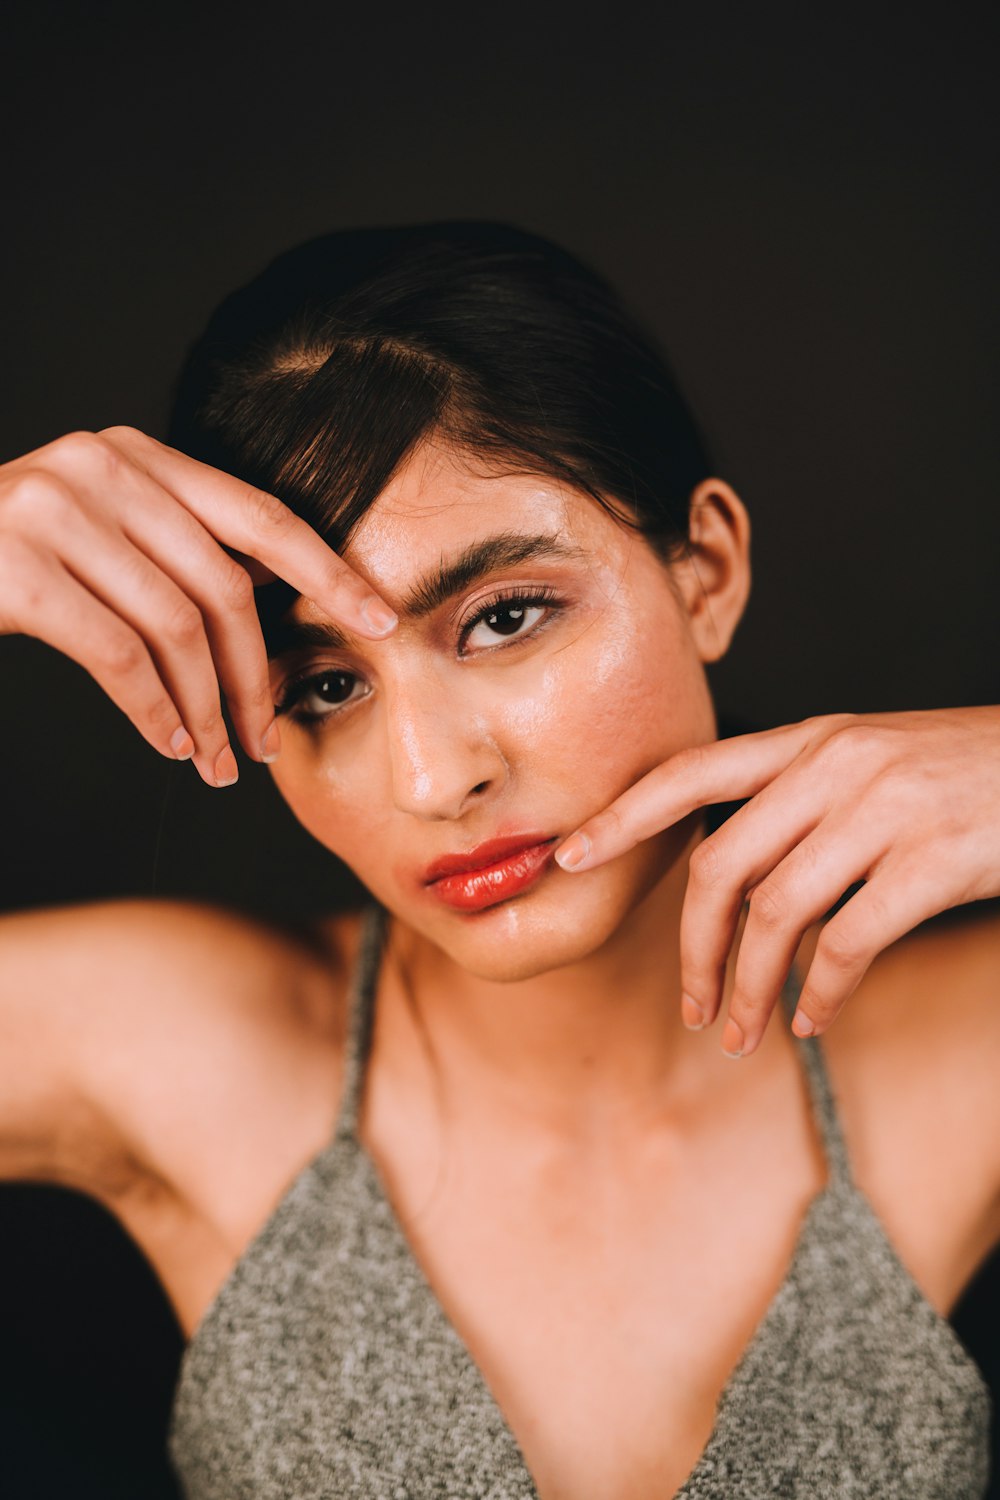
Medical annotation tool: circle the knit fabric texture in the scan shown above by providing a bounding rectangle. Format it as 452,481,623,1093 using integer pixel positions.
168,903,992,1497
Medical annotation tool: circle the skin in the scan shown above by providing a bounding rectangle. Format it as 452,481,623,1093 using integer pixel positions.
2,425,995,1062
0,426,399,786
252,439,1000,1493
562,704,1000,1057
265,439,750,1122
2,426,1000,1497
266,438,1000,1072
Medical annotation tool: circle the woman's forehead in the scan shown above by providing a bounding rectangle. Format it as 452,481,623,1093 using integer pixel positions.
259,439,651,651
339,442,622,590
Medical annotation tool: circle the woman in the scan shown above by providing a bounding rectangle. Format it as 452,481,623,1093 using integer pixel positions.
1,223,997,1498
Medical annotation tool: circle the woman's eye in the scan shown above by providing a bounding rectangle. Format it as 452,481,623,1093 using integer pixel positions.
275,669,368,722
463,597,552,651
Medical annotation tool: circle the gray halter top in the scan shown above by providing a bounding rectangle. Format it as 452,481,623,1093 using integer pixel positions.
168,904,992,1498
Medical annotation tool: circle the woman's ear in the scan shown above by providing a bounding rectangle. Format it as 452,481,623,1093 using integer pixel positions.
670,478,752,663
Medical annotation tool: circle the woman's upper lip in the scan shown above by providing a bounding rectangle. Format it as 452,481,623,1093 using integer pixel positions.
423,834,556,884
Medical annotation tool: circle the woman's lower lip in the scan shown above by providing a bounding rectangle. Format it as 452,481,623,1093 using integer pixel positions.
426,841,557,912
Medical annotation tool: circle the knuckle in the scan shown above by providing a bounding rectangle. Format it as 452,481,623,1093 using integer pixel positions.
55,430,122,479
50,430,97,462
98,424,144,447
243,678,274,712
870,760,921,807
728,985,767,1024
224,671,272,714
217,562,255,612
817,719,894,773
1,467,75,524
856,881,891,931
145,694,178,730
671,742,708,787
813,723,859,772
247,486,294,535
318,561,361,609
817,922,865,974
197,707,226,740
163,598,206,649
688,836,724,890
100,627,145,677
747,880,788,932
594,804,626,846
804,710,854,739
800,992,838,1023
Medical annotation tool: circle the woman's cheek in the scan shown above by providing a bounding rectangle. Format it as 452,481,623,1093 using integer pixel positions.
552,604,711,774
270,749,388,867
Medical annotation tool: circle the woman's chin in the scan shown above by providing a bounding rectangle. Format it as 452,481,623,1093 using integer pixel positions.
381,836,681,984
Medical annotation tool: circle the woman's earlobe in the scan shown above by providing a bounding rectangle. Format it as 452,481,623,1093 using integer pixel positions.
679,478,752,663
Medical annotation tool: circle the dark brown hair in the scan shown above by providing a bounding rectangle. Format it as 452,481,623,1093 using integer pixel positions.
168,221,711,570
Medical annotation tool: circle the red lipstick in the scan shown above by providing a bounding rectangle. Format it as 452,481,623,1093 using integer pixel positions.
423,834,557,913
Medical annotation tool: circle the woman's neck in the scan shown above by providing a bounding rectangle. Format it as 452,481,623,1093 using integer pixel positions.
380,824,730,1143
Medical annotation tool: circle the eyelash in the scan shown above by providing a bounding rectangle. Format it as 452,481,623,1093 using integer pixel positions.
274,586,563,727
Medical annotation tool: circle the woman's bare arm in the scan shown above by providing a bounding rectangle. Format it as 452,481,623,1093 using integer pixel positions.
0,899,342,1197
0,427,380,1192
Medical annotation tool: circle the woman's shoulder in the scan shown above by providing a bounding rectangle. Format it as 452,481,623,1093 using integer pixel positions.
2,896,356,1198
101,897,360,1139
819,903,1000,1310
824,902,1000,1089
29,898,365,1334
58,894,354,1053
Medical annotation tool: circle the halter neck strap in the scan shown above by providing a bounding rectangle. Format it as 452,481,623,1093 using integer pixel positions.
779,967,854,1190
332,903,854,1190
332,903,389,1143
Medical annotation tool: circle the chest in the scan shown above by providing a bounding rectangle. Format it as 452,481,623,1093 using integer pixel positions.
132,1000,992,1500
357,1059,827,1500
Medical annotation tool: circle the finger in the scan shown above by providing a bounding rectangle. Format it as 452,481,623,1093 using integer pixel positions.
791,861,948,1039
43,510,238,787
553,721,837,872
107,467,278,763
679,779,825,1027
99,428,399,639
8,470,238,783
720,817,886,1058
0,535,194,761
6,454,269,772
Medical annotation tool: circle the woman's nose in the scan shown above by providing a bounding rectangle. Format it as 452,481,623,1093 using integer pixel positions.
382,678,507,821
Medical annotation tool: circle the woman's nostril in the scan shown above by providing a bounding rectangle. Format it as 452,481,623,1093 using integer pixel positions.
471,782,489,795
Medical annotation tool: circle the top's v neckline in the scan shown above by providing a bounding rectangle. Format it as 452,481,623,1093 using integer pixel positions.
344,904,839,1499
351,1126,837,1500
172,904,991,1498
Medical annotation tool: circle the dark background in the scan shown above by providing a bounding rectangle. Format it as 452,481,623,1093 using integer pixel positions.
1,2,998,1495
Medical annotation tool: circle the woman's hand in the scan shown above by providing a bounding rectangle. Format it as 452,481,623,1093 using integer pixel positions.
0,428,398,787
554,708,1000,1057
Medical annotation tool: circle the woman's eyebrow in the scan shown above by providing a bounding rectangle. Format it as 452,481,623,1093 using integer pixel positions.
402,531,583,618
267,531,583,657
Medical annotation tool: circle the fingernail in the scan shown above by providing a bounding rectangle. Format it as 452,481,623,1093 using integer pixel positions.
681,993,706,1030
213,746,239,787
721,1018,745,1058
260,718,281,763
170,727,195,761
360,596,398,636
554,832,591,871
792,1010,816,1038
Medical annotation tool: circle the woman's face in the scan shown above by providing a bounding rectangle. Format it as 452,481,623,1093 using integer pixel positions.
267,440,724,981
